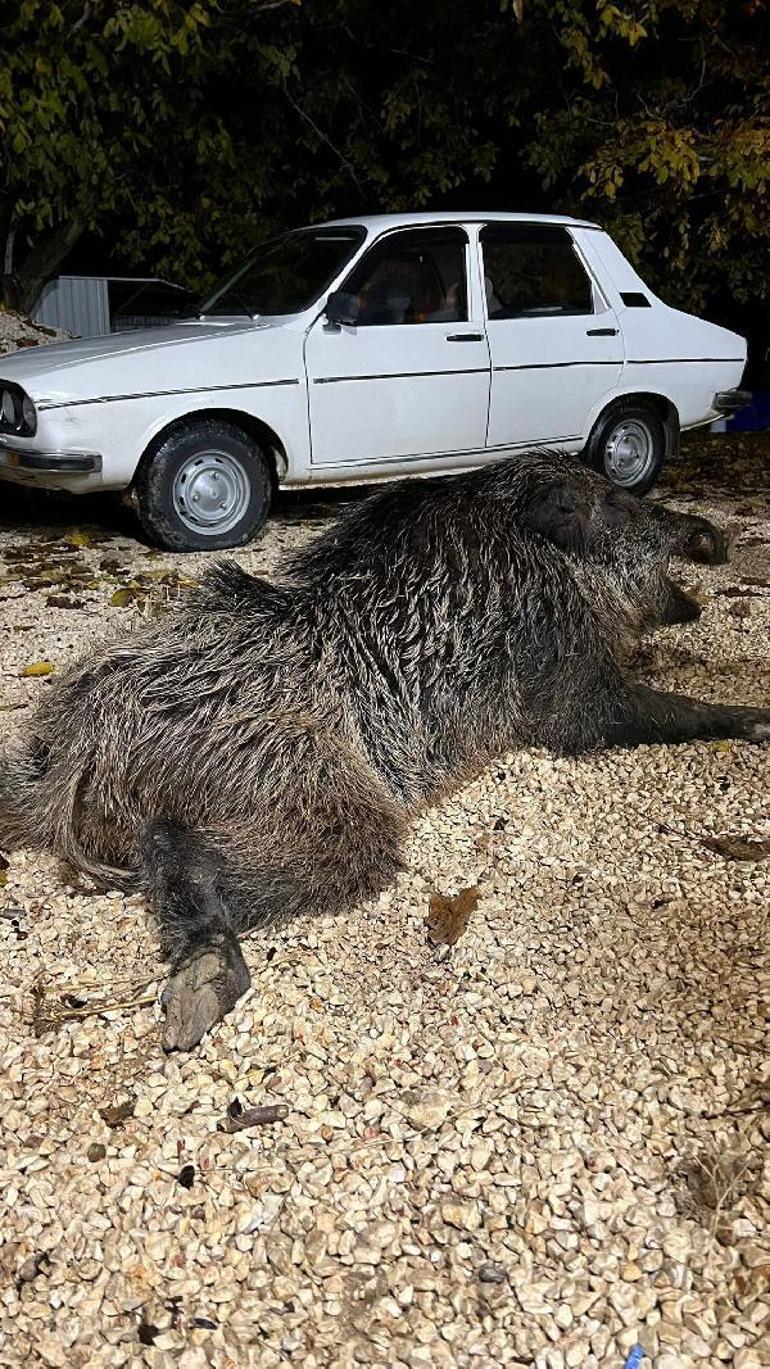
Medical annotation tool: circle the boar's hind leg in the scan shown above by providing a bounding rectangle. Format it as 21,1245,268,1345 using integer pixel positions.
144,777,406,1051
142,819,251,1052
601,684,770,748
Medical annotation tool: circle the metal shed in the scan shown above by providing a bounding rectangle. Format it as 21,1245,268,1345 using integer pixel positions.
33,275,191,338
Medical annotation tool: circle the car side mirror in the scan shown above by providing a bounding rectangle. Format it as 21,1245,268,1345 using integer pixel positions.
325,291,359,327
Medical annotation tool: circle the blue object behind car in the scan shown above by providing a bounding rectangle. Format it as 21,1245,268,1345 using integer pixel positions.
726,387,770,431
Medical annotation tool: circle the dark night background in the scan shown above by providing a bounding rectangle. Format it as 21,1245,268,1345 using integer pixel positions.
2,0,769,384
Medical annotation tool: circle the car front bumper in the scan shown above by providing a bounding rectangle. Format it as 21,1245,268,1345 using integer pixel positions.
0,437,102,474
713,388,752,415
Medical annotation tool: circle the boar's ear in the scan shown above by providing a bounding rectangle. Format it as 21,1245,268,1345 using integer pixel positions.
522,482,593,553
601,487,638,530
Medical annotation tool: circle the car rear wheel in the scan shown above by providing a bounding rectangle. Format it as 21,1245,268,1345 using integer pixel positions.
586,401,667,495
134,418,272,551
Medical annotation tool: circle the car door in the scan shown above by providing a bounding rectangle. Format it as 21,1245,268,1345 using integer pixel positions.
480,222,624,450
305,226,490,470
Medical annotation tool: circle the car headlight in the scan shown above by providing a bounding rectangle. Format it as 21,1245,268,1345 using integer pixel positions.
21,393,37,433
0,383,37,437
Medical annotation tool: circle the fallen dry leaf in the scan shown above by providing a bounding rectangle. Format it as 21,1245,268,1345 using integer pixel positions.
45,594,85,610
98,1096,137,1128
701,835,770,863
425,886,480,946
728,600,752,620
110,587,146,608
20,661,54,678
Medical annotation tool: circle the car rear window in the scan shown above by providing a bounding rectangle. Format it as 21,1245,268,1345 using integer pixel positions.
480,224,594,319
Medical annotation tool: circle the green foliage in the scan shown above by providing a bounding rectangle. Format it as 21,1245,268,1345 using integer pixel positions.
0,0,768,315
523,0,770,311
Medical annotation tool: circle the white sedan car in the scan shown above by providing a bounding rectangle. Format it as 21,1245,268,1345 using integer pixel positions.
0,212,749,550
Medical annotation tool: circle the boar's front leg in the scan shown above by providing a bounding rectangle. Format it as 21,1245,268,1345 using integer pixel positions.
657,578,705,626
142,819,251,1052
599,684,770,748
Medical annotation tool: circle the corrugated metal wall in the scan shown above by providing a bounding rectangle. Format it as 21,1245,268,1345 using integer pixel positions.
33,276,110,338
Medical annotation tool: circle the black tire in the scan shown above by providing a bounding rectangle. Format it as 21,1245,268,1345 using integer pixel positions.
584,400,667,495
134,418,272,551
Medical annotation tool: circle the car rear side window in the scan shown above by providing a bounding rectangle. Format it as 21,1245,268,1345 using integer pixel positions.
480,224,594,320
343,227,468,326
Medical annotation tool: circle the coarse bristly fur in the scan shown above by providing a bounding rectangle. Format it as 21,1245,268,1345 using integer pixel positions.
0,451,767,1049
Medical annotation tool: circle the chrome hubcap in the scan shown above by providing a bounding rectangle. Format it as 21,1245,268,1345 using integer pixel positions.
604,419,655,487
172,450,250,535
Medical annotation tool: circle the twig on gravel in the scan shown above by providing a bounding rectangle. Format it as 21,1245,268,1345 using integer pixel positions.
64,970,160,994
53,993,157,1022
699,1101,769,1120
218,1100,290,1132
684,1118,760,1252
30,981,157,1033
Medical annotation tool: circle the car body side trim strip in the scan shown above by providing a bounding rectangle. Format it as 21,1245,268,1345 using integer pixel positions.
36,378,301,411
626,357,744,365
492,360,619,373
313,367,489,385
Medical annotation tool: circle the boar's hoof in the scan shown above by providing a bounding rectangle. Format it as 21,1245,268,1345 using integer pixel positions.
745,714,770,742
724,706,770,743
161,939,251,1051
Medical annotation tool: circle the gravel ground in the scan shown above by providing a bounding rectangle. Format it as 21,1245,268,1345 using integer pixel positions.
0,311,70,354
0,433,768,1369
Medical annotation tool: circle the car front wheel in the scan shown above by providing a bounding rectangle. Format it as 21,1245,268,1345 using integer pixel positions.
134,418,272,551
586,401,667,495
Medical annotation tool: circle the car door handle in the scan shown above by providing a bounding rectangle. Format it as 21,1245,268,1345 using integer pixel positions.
586,327,619,336
446,332,485,342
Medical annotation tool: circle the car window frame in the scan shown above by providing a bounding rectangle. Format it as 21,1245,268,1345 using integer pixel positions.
479,222,603,323
339,225,472,328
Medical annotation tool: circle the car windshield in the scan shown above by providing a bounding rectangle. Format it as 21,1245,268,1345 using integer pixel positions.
196,227,366,317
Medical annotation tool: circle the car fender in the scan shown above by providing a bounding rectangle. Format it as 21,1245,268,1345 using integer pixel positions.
32,382,310,490
580,383,679,443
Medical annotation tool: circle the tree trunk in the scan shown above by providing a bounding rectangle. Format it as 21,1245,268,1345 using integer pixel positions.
2,214,89,317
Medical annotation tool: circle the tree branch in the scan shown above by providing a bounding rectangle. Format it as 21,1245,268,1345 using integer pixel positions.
282,91,366,197
3,225,15,280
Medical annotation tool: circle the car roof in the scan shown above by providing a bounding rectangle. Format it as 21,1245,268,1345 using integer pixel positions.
317,210,601,231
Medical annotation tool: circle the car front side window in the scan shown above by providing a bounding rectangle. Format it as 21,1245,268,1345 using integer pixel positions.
342,228,469,326
481,224,595,320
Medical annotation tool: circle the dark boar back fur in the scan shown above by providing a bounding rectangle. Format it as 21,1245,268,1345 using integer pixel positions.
1,452,767,1049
